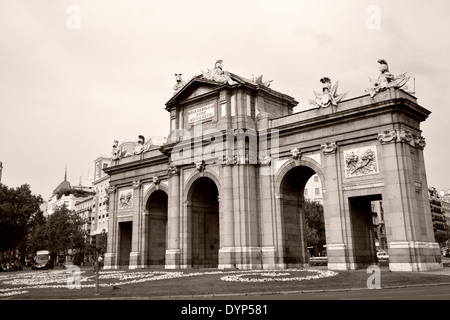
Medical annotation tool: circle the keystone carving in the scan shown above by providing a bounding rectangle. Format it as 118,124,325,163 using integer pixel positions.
290,147,302,160
196,161,205,172
152,176,160,185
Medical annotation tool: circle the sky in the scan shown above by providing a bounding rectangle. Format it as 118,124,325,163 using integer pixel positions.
1,0,450,202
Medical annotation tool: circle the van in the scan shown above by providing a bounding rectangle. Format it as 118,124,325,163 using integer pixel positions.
32,250,54,270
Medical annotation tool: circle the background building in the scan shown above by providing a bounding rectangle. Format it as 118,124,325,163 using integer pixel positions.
371,201,387,251
304,174,323,204
91,156,111,236
429,187,447,246
45,169,94,217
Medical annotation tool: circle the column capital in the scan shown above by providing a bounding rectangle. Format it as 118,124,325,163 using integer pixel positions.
221,154,236,166
106,184,116,194
320,142,337,155
167,163,180,176
377,129,426,149
132,180,141,189
258,154,272,166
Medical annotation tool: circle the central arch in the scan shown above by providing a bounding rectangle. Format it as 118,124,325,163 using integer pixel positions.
186,176,220,268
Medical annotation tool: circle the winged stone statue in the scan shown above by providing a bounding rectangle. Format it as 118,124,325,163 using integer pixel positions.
309,77,347,108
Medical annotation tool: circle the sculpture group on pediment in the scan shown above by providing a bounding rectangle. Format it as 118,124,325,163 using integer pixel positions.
366,59,410,98
201,60,238,85
309,77,347,108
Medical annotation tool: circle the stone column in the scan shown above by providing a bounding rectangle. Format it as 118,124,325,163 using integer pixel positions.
129,180,142,269
233,158,261,270
378,130,442,271
320,142,352,270
140,209,149,268
259,155,277,269
166,164,181,269
104,185,117,269
218,158,236,269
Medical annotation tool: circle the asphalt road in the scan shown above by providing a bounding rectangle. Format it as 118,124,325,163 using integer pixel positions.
177,284,450,300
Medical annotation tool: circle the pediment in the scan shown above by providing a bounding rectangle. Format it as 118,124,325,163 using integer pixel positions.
166,78,222,106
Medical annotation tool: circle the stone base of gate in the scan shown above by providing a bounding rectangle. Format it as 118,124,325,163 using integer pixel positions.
223,247,262,270
128,251,141,269
103,253,118,270
261,246,277,269
388,241,443,272
326,243,357,270
165,249,181,269
218,247,238,270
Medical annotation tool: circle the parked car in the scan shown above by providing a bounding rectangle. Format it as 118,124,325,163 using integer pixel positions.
377,250,389,259
32,250,54,270
442,249,450,258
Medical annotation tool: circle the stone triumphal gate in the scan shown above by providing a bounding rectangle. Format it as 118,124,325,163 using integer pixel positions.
103,61,442,272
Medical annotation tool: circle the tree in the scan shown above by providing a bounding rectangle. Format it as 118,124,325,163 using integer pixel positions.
435,232,449,248
0,183,43,259
304,200,326,247
45,205,88,258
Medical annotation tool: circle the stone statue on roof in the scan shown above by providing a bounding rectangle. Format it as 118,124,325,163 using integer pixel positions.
111,140,120,160
134,135,145,155
201,60,238,85
308,77,347,108
366,59,410,98
173,73,186,94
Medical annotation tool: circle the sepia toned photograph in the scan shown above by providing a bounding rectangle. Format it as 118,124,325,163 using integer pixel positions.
1,0,449,312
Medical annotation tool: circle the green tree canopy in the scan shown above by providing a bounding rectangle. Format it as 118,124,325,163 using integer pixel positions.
304,200,326,247
44,205,88,256
0,183,43,254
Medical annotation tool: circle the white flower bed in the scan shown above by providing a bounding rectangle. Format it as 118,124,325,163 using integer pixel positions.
220,269,338,283
0,268,338,297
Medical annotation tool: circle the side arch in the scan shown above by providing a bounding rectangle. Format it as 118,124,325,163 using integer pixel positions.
275,157,325,196
142,182,169,208
273,156,326,267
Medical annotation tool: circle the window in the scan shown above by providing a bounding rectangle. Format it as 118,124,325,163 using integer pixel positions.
246,95,251,116
304,189,308,196
315,188,320,195
103,163,108,169
314,175,319,183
